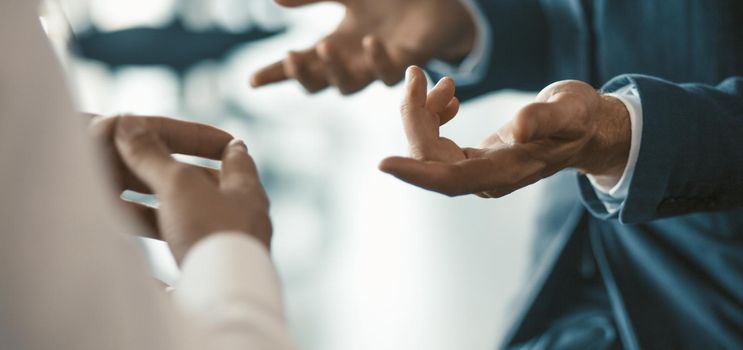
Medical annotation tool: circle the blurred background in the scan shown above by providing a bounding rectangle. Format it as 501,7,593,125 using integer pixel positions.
42,1,550,349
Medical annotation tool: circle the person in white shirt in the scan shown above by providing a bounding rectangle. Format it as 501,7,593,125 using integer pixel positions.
1,1,297,349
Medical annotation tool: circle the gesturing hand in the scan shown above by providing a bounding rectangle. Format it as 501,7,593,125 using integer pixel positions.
90,116,233,238
379,66,631,198
105,116,272,263
250,0,476,95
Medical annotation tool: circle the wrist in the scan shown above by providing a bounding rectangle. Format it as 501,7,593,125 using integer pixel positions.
577,95,631,178
170,227,271,266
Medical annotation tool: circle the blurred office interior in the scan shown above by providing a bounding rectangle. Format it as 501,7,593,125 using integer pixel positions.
42,1,551,349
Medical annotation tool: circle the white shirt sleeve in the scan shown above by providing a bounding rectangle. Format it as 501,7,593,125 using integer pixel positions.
175,233,298,350
586,83,644,214
425,0,492,86
0,2,296,349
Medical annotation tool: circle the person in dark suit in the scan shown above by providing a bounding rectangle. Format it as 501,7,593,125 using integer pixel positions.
252,0,743,348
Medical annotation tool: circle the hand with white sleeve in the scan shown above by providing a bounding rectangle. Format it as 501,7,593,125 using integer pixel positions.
111,116,272,263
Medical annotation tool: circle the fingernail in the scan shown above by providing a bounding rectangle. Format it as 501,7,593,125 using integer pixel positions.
228,138,247,152
116,117,147,140
405,66,415,84
434,77,448,88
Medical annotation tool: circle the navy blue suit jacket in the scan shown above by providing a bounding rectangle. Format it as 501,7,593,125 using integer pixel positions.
434,0,743,348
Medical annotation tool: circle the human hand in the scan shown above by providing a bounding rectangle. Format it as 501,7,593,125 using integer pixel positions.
90,116,233,238
112,116,272,263
250,0,476,95
379,66,631,198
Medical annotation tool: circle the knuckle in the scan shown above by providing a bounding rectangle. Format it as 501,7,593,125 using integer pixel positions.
117,115,142,127
572,98,589,116
339,85,359,96
399,102,415,115
383,78,399,87
286,51,302,64
125,132,156,157
339,87,353,95
318,39,334,56
519,102,549,119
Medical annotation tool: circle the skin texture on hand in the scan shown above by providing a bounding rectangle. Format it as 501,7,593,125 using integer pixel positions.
90,116,233,238
379,66,631,198
250,0,476,95
98,116,272,263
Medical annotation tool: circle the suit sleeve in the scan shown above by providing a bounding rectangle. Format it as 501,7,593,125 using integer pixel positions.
427,0,552,101
578,74,743,223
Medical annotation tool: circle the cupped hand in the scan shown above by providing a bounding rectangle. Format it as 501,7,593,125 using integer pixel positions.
250,0,476,95
112,116,272,263
379,66,631,198
90,116,233,238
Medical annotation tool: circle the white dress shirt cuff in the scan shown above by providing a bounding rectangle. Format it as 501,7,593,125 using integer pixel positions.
426,0,491,86
174,232,297,349
587,84,644,214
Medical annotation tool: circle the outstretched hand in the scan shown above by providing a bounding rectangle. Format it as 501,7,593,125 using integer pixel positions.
379,66,631,198
250,0,476,95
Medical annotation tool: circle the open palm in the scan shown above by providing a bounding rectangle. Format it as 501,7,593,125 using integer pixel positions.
380,68,618,198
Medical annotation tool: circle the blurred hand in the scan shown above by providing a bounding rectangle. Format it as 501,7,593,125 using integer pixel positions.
250,0,476,95
379,66,631,198
93,116,272,262
90,116,233,238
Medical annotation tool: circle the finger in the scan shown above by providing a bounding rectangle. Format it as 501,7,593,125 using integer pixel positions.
379,156,491,196
220,139,261,193
95,116,232,161
400,66,438,146
125,163,219,194
317,40,367,95
250,60,288,88
285,50,329,93
403,66,427,108
120,200,159,239
142,117,233,160
425,77,456,114
363,35,403,86
439,97,460,126
114,116,181,190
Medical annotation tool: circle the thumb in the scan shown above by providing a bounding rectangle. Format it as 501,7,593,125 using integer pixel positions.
512,101,574,143
114,116,179,191
220,139,261,193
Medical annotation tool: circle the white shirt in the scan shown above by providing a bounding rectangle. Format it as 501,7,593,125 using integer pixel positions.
429,0,644,215
0,1,296,349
